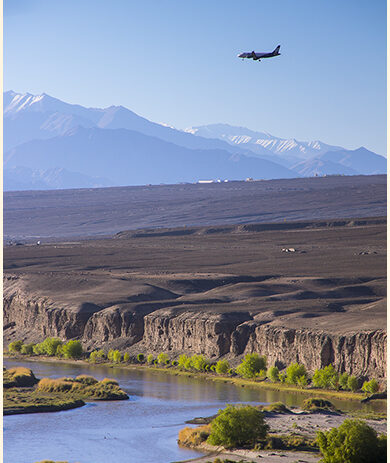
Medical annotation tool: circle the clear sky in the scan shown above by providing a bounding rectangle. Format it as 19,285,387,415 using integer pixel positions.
4,0,387,155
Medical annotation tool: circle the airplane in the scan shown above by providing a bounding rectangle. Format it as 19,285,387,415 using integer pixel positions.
238,45,281,62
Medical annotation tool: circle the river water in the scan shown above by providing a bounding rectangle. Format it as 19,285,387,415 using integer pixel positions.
4,359,386,463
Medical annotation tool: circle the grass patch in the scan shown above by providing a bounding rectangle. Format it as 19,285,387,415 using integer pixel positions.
3,367,128,415
178,425,211,448
261,401,292,414
4,367,38,388
255,433,318,452
302,398,339,413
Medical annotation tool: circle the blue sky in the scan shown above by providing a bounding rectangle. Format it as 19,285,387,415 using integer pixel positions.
4,0,387,154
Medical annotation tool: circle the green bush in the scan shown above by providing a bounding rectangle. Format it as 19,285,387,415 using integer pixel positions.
302,398,336,412
20,343,35,355
123,352,130,363
107,349,115,362
191,354,208,371
285,363,308,385
236,353,267,379
312,365,339,390
137,353,145,363
362,379,380,394
89,351,98,363
297,374,308,387
267,366,279,382
184,358,193,370
317,419,386,462
347,375,359,392
147,354,154,364
210,365,216,372
41,338,63,356
278,372,286,383
215,360,230,375
112,350,122,363
62,340,83,359
157,352,169,364
172,360,178,367
339,372,349,390
256,369,266,380
178,354,188,369
8,340,23,353
33,343,44,355
56,344,63,357
207,404,269,448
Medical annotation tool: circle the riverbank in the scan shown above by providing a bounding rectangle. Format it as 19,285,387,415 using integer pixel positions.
4,353,373,404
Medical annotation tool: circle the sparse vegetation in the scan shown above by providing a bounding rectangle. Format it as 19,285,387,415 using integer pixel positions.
302,398,337,413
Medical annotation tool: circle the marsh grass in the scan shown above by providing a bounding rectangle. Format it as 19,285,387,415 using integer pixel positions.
3,368,128,415
3,367,38,388
178,425,211,447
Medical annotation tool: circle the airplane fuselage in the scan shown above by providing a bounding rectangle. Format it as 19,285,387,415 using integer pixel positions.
238,45,281,61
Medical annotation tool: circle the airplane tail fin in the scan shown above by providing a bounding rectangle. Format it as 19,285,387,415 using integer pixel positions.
273,45,281,55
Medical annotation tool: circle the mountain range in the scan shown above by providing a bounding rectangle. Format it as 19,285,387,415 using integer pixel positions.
4,91,386,191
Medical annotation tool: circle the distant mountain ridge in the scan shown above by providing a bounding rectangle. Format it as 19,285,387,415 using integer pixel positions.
3,90,386,191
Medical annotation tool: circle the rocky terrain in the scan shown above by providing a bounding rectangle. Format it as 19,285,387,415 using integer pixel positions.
4,216,386,378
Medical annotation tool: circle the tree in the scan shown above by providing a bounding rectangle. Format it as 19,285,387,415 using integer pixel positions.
191,354,208,371
123,352,130,363
40,337,63,356
8,340,23,353
267,366,279,382
157,352,169,364
62,340,83,359
362,379,380,394
312,365,339,390
215,360,230,375
178,354,188,369
339,372,349,390
112,350,122,363
285,363,308,385
207,405,269,448
317,419,386,463
347,376,359,392
20,343,34,355
137,353,145,363
33,343,44,355
147,354,154,364
236,354,267,379
89,351,98,363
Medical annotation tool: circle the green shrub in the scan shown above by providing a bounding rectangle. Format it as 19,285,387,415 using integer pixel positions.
123,352,130,363
56,344,63,357
347,375,359,392
112,350,121,363
215,360,230,375
20,343,35,355
191,354,208,371
210,365,216,372
41,337,63,356
362,379,380,394
137,353,145,363
278,372,286,383
285,363,308,385
184,358,193,370
172,360,178,367
157,352,169,364
33,343,44,355
297,374,308,387
96,349,105,359
312,365,339,390
178,354,188,369
317,419,386,462
227,368,235,376
75,375,98,385
236,353,267,379
207,404,269,448
89,351,98,363
147,354,154,364
62,340,83,359
8,340,23,353
267,366,279,382
339,372,349,390
107,349,115,362
256,369,266,380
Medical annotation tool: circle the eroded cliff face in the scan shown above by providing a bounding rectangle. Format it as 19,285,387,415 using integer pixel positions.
4,286,386,378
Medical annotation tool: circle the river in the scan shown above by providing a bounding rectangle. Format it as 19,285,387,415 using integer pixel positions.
3,359,386,463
